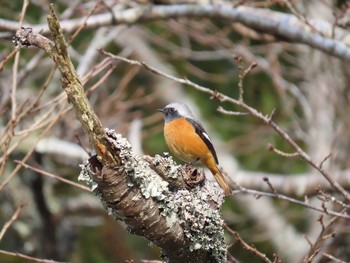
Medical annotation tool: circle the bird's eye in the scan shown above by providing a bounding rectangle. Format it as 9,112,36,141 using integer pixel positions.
169,107,175,113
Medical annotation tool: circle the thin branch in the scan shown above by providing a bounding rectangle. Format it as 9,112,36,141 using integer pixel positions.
321,252,346,263
232,188,350,220
11,0,29,121
319,153,332,169
0,49,16,72
224,224,273,263
262,177,279,196
0,102,69,192
266,143,300,158
281,0,323,36
11,50,19,122
234,169,350,197
66,1,100,46
15,161,91,192
0,202,26,241
303,209,345,262
18,0,29,28
217,106,248,116
234,55,257,102
317,189,350,210
0,250,67,263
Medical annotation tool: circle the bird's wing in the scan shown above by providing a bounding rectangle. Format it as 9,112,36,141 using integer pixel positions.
186,118,219,164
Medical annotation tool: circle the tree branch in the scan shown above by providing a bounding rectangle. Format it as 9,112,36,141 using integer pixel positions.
5,4,350,61
0,202,26,241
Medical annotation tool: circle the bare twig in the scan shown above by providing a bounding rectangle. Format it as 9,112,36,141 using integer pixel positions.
224,224,273,263
0,249,67,263
234,55,257,102
262,177,279,196
232,188,350,220
15,161,91,192
67,1,100,46
266,143,300,158
233,169,350,197
18,0,29,28
217,106,248,116
317,189,350,210
321,252,346,263
0,102,69,192
85,64,117,94
319,153,332,169
11,0,29,121
0,202,26,241
11,50,19,122
303,210,344,262
0,49,16,72
281,0,324,36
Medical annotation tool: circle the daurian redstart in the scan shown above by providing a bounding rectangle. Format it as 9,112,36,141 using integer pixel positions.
159,102,232,196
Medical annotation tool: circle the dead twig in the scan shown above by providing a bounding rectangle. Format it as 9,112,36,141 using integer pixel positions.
266,143,300,158
0,202,26,241
0,249,66,263
15,161,91,192
224,224,273,263
231,187,350,220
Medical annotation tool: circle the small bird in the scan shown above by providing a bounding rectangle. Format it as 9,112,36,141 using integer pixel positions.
158,102,232,196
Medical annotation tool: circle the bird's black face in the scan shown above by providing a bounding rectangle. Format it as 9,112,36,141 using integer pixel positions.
158,107,180,123
165,107,176,116
158,106,175,115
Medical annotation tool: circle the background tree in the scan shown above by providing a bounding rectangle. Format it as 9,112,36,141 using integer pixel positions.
1,0,350,262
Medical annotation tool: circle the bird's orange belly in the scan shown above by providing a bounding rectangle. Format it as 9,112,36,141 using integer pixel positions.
164,118,210,163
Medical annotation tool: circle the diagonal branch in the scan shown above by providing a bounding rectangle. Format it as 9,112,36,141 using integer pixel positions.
0,202,26,241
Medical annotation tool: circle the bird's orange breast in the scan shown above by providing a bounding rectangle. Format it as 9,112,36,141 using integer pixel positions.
164,118,212,163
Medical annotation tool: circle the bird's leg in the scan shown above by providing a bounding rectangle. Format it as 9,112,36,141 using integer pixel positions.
184,158,200,172
188,158,200,166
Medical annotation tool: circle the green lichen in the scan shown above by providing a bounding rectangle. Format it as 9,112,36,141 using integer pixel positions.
105,129,169,201
160,182,227,262
153,153,181,179
78,159,98,191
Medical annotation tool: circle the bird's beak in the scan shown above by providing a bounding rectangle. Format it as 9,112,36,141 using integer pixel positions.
158,108,164,113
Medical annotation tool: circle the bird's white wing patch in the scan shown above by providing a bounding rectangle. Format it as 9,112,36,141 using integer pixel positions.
202,131,212,143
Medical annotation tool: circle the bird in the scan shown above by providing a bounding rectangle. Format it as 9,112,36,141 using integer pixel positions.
158,102,232,196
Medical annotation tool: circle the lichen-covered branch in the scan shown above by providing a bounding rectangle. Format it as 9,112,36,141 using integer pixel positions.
79,130,227,263
12,5,228,262
13,5,116,165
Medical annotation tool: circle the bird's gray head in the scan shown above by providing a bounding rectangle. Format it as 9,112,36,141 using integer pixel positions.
158,102,194,123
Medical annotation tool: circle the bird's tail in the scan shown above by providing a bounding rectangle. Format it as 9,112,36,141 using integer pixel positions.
205,158,232,196
213,170,232,196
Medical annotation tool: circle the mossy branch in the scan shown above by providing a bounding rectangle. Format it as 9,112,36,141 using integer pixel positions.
27,4,117,165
